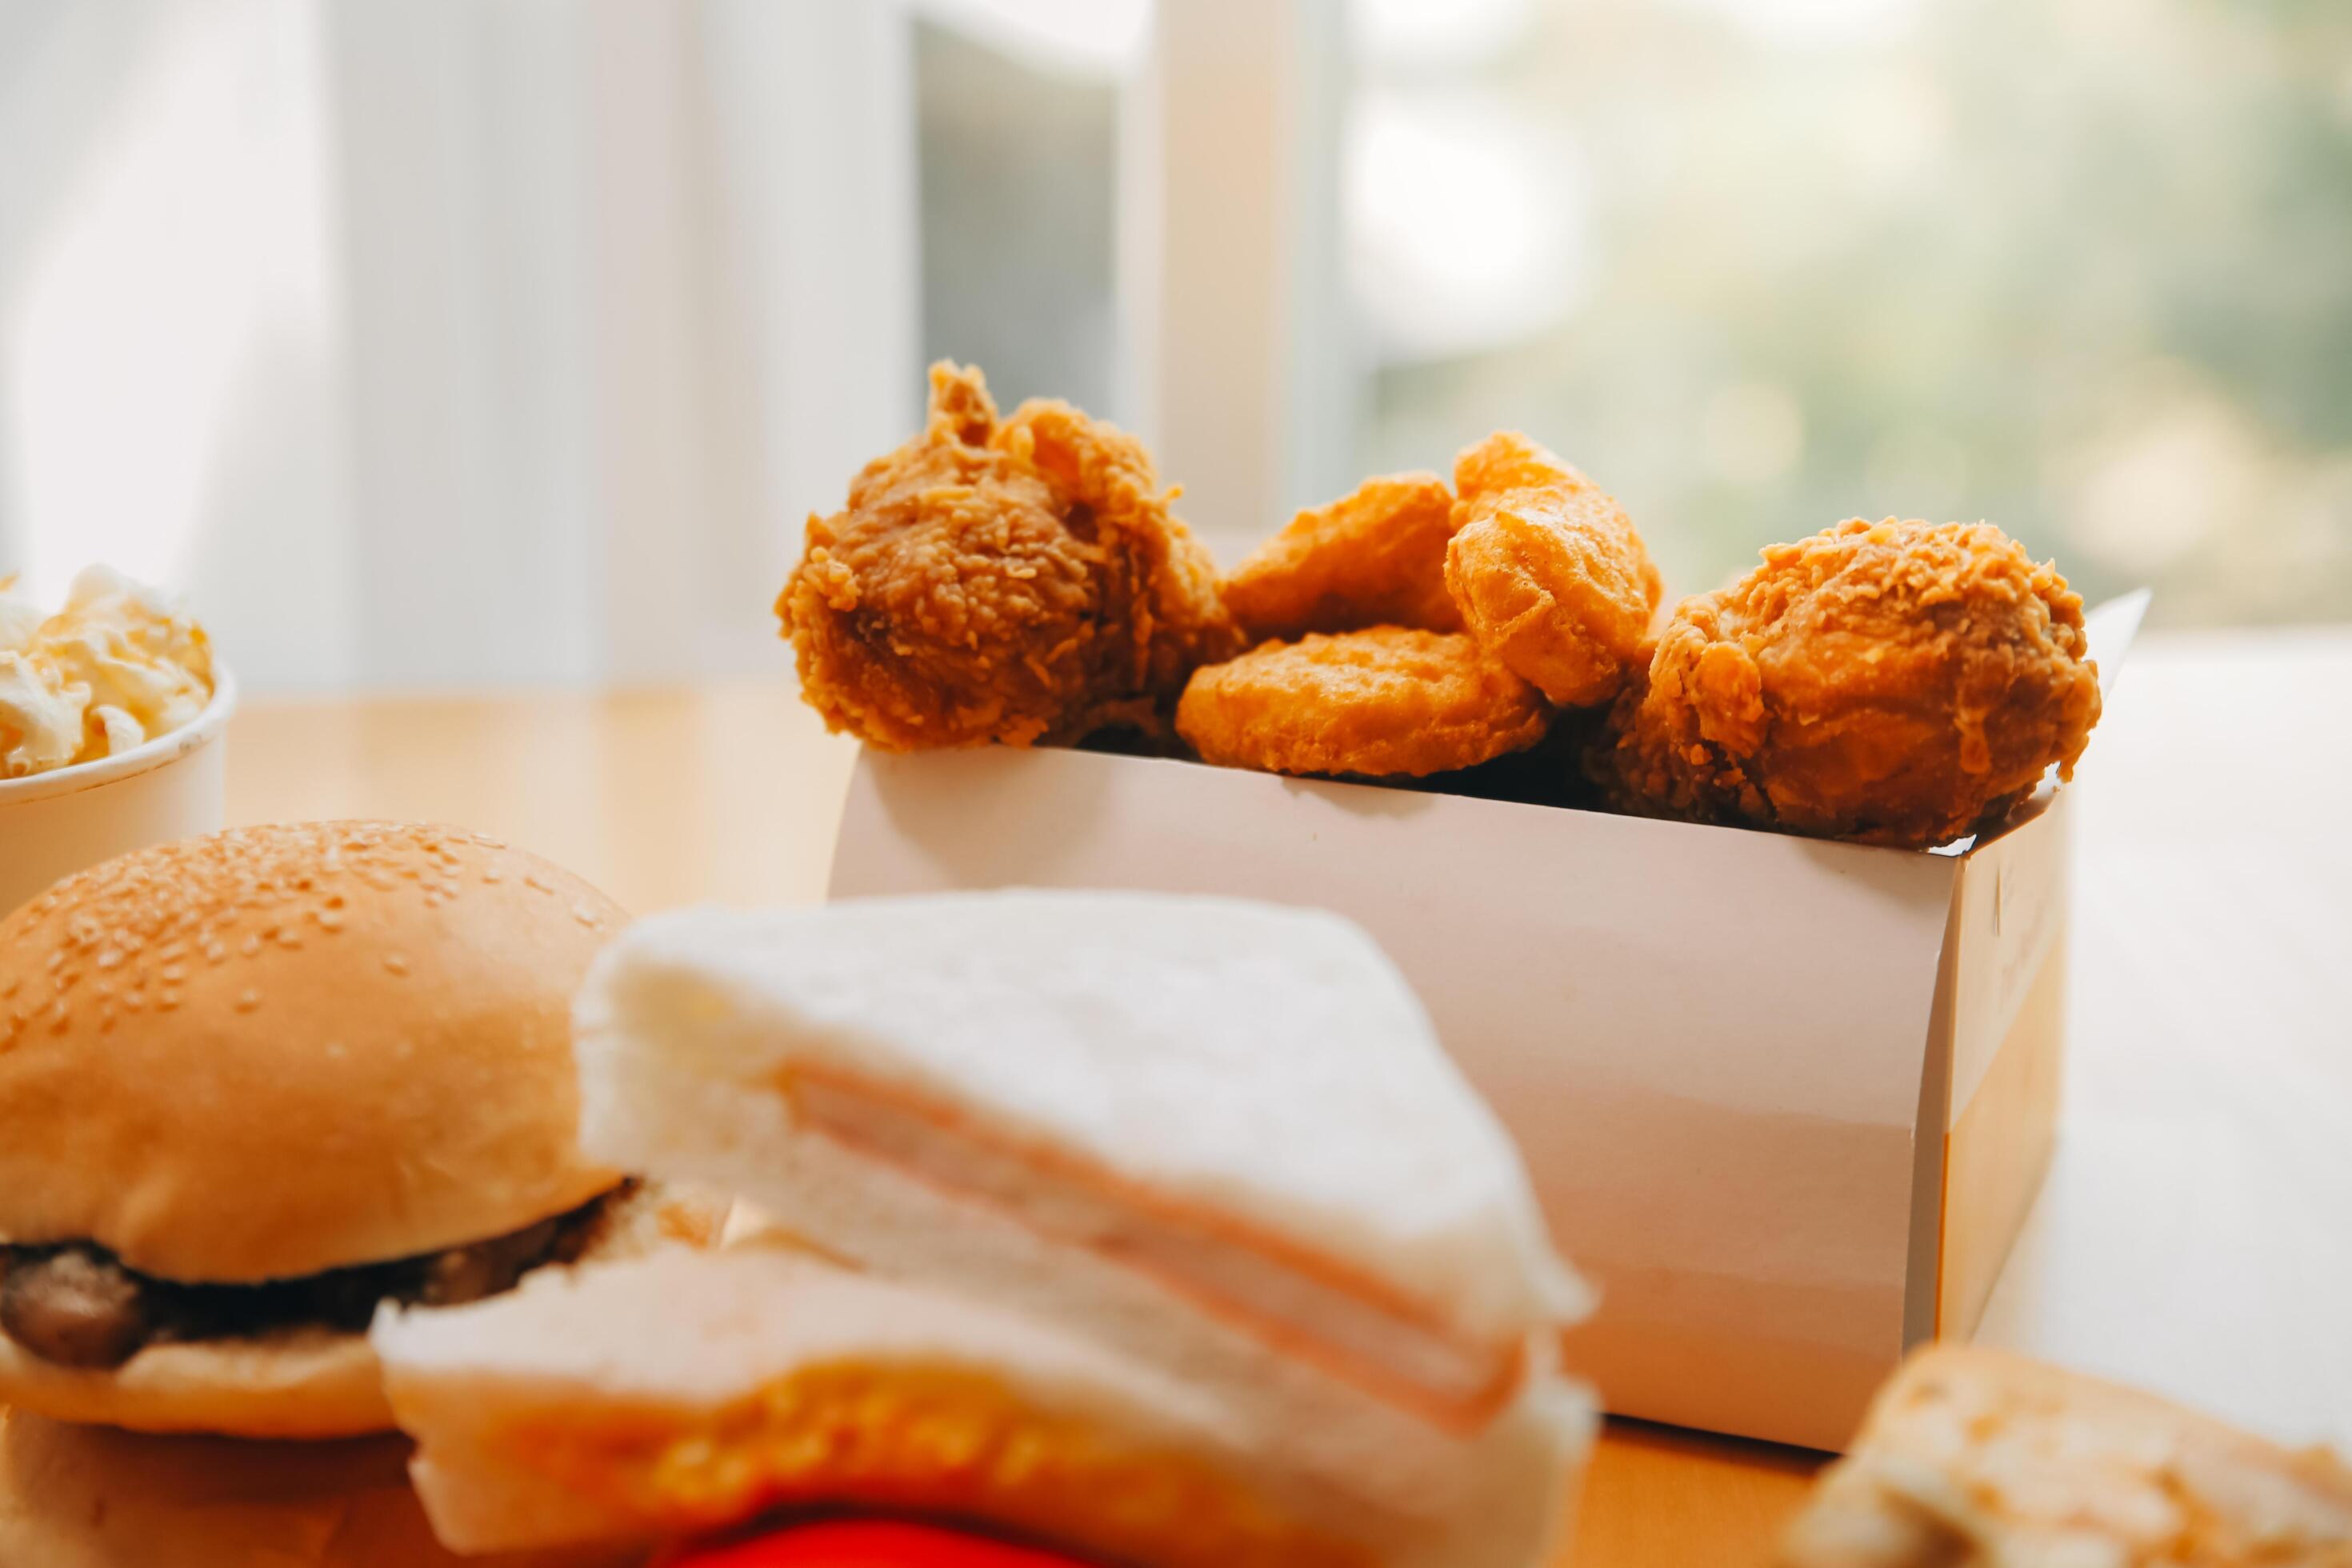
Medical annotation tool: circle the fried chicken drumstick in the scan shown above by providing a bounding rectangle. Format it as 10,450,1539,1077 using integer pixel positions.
1590,518,2102,848
778,363,1238,750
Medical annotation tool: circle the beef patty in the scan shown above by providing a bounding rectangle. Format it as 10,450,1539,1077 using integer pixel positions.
0,1181,631,1370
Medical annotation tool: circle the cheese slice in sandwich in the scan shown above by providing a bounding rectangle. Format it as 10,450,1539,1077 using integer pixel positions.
372,1246,1578,1568
572,890,1595,1534
1780,1345,2352,1566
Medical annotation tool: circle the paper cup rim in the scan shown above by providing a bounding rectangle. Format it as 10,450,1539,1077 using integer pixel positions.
0,664,238,806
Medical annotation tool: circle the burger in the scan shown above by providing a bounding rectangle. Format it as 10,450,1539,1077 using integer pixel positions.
0,821,719,1438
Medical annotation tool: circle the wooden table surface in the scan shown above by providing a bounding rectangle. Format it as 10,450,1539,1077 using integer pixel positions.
209,626,2352,1565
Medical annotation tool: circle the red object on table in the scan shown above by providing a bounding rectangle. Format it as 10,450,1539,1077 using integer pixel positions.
661,1519,1092,1568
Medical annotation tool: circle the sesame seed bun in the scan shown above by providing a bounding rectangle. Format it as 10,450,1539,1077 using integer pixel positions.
0,822,714,1436
0,822,624,1281
0,1323,392,1440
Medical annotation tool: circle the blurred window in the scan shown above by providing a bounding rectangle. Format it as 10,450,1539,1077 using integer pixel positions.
1342,0,2352,624
917,20,1119,413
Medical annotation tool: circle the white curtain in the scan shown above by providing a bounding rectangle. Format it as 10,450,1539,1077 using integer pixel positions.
0,0,1342,692
0,0,916,692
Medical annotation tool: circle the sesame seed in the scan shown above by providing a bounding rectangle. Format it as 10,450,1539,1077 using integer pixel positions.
7,826,599,1019
234,990,261,1012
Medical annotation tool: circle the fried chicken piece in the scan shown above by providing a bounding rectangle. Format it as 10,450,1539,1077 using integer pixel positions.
1779,1346,2352,1567
1590,518,2102,848
1220,473,1462,639
1176,627,1550,779
778,363,1240,750
1444,434,1663,709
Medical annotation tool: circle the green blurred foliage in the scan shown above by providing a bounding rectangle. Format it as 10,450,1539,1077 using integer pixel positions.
1361,0,2352,624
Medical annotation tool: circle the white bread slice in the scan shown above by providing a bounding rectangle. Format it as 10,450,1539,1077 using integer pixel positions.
570,892,1593,1504
1780,1346,2352,1566
373,1246,1590,1568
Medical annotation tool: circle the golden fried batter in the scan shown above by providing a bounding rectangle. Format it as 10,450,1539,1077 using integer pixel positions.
778,363,1239,749
1445,433,1662,709
1177,627,1550,779
1220,473,1462,639
1590,518,2102,848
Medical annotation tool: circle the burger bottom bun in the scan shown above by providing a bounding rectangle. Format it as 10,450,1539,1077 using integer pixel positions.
0,1406,642,1568
0,1181,727,1438
0,1326,390,1439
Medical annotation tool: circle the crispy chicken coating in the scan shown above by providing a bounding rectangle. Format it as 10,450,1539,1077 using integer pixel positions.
778,363,1239,750
1444,434,1663,710
1779,1346,2352,1568
1590,518,2102,848
1177,627,1550,779
1220,473,1462,640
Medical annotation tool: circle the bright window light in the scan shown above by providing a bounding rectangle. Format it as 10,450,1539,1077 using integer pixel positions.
1346,89,1584,362
1352,0,1534,71
915,0,1154,76
1670,0,1925,47
6,0,330,600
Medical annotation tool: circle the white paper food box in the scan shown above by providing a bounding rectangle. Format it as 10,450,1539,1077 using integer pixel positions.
828,598,2144,1450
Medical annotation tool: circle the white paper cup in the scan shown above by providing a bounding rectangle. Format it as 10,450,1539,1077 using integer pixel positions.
0,666,237,920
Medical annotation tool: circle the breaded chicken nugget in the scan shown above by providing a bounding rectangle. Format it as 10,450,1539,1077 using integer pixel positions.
1445,434,1662,709
1220,473,1462,639
779,363,1239,750
1177,627,1550,778
1589,518,2102,848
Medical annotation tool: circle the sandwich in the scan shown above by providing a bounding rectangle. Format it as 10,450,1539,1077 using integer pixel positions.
375,1244,1422,1566
1779,1345,2352,1566
559,889,1597,1566
0,821,720,1438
